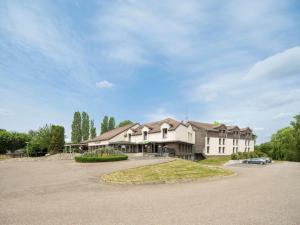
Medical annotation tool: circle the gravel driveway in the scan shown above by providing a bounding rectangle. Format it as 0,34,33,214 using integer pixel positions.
0,159,299,225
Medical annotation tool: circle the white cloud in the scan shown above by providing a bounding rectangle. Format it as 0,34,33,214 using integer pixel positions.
272,112,294,120
96,80,114,88
188,46,300,143
145,108,176,122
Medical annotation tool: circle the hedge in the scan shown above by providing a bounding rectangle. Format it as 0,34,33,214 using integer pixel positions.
231,150,266,160
75,154,128,163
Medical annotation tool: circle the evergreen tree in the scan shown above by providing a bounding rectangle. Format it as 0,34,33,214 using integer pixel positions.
101,116,109,134
118,120,133,127
108,117,116,131
49,125,65,154
71,111,82,143
81,112,90,141
90,120,97,139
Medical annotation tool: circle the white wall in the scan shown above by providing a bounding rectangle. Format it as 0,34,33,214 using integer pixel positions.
205,136,255,156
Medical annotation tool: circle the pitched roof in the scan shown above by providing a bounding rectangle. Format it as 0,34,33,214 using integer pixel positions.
86,123,138,142
188,121,252,133
132,118,183,135
187,121,221,131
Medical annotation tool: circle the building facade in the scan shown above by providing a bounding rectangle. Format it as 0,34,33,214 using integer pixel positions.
188,121,255,160
85,118,255,160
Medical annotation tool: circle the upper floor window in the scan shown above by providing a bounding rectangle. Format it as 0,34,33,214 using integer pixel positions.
162,128,168,139
223,138,225,145
207,137,210,144
219,138,221,145
143,131,148,140
128,134,132,142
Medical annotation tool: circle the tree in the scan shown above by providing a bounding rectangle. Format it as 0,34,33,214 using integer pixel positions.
71,111,82,143
291,113,300,161
257,142,272,156
49,125,65,154
0,130,30,154
81,112,90,141
90,120,97,139
118,120,133,128
28,125,52,156
108,117,115,131
101,116,109,134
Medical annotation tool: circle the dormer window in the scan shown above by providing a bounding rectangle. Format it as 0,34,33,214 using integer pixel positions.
143,131,148,140
162,128,168,138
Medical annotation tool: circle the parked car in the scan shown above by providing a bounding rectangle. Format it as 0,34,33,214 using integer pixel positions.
261,157,272,163
244,158,266,165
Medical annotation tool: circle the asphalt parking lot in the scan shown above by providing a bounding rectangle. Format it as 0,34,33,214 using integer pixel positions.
0,158,299,225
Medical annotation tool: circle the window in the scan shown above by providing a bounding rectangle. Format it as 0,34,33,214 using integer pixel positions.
207,146,210,154
233,139,235,145
236,147,239,152
236,139,239,145
245,140,247,145
223,138,225,145
233,147,235,153
244,147,247,152
222,147,225,153
219,147,221,153
143,131,148,140
207,137,210,145
219,138,221,145
162,128,168,138
128,134,132,142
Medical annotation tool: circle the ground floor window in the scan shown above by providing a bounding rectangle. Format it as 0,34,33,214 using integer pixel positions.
222,147,225,153
207,146,210,154
219,147,221,153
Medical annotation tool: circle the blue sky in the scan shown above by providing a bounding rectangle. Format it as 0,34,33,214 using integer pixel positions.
0,0,300,143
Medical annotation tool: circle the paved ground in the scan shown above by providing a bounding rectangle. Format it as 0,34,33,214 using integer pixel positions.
0,158,299,225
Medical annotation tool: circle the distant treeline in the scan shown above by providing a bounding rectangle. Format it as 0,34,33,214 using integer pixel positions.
256,113,300,162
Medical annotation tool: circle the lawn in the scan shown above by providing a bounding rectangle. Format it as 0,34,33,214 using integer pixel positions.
198,156,231,166
102,159,234,184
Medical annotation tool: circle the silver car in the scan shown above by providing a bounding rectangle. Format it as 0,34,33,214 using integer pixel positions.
244,158,266,165
261,157,272,163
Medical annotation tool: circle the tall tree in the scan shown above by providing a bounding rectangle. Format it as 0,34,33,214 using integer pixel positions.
71,111,82,143
90,120,97,139
118,120,133,128
291,113,300,161
108,117,116,131
49,125,65,154
101,116,109,134
81,112,90,141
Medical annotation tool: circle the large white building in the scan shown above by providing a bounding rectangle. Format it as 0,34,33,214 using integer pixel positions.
85,118,255,160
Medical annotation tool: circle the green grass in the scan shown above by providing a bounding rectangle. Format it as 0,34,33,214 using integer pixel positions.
198,156,231,166
75,154,128,163
102,159,234,184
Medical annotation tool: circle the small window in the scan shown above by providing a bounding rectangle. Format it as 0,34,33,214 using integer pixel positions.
219,138,221,145
207,137,210,144
233,139,235,145
236,139,238,145
188,132,192,142
222,147,225,153
207,146,210,154
128,134,132,142
223,138,225,145
233,147,235,153
219,147,221,153
162,128,168,138
236,147,239,152
143,131,148,140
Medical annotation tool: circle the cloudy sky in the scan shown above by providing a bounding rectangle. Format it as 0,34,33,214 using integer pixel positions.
0,0,299,143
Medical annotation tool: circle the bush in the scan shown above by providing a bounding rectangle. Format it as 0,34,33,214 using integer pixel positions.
75,154,128,163
231,153,238,160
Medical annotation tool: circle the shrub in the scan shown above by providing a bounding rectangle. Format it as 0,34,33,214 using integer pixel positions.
75,154,128,163
231,153,238,160
242,152,249,159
